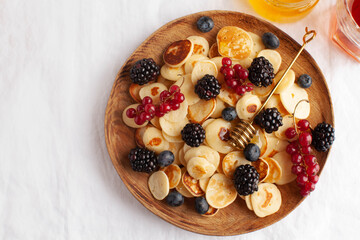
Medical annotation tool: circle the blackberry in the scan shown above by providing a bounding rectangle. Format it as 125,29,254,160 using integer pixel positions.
312,122,335,152
130,58,160,85
254,107,283,134
181,123,205,147
128,147,157,173
194,74,221,100
234,164,260,196
248,57,275,87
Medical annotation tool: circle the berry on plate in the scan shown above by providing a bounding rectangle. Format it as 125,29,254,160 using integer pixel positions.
197,16,214,33
130,58,160,85
262,32,280,49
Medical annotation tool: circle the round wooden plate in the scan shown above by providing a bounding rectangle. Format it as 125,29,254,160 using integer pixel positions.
104,11,333,236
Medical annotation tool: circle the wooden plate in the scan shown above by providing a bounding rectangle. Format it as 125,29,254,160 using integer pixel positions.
104,11,334,236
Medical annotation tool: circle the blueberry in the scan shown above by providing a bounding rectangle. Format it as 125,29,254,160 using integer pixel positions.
196,16,214,33
262,32,280,49
222,107,237,121
157,150,174,167
195,197,209,214
166,191,184,207
244,143,260,162
297,74,312,88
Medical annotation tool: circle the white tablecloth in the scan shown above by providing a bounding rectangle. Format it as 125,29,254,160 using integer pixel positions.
1,0,359,239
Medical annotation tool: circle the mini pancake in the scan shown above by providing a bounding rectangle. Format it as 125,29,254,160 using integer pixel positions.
263,135,288,157
250,128,268,157
175,169,194,198
187,157,216,180
210,97,227,118
251,158,270,183
209,43,220,58
182,171,205,197
275,115,296,140
191,60,218,85
184,145,220,168
257,49,282,74
162,131,183,143
150,116,161,129
199,177,210,192
262,157,282,183
218,86,241,106
280,84,310,119
168,142,184,166
205,119,233,154
209,56,223,71
162,98,189,122
232,58,253,69
143,127,169,154
148,171,169,200
187,36,209,56
178,148,186,167
159,117,189,137
129,83,144,103
163,39,194,67
222,151,251,178
139,82,168,105
184,54,209,74
173,74,200,105
265,95,288,116
122,104,148,128
160,64,184,81
188,98,216,124
245,195,253,211
236,93,261,121
273,69,295,94
272,151,296,185
202,206,219,217
135,126,149,147
161,164,181,189
251,183,282,218
248,32,265,60
157,75,174,88
217,26,253,60
206,173,237,209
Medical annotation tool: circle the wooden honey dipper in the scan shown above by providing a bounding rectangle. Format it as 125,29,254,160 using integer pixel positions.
229,27,316,150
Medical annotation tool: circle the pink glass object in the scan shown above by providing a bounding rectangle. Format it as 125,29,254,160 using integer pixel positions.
332,0,360,63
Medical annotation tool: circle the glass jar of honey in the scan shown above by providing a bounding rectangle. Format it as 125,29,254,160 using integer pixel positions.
248,0,319,23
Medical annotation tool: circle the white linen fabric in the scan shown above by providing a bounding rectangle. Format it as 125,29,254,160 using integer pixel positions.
0,0,358,239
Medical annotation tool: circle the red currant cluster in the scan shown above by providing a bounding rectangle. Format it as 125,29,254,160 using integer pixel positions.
126,85,185,125
220,57,254,95
285,119,320,197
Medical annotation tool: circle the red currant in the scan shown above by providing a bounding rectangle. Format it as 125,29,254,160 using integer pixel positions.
160,91,171,102
169,85,180,93
142,96,153,105
223,68,234,79
136,104,145,112
246,83,254,91
233,64,242,72
226,78,238,88
299,132,312,147
291,153,303,164
235,85,246,95
237,68,249,80
173,92,185,103
300,188,310,197
297,173,308,185
306,164,318,176
144,104,155,114
286,142,299,155
297,119,310,131
308,174,319,184
155,106,164,117
222,57,232,67
304,155,316,167
170,100,180,110
126,108,136,118
134,114,145,125
301,145,312,154
285,127,297,139
292,165,305,175
160,103,171,113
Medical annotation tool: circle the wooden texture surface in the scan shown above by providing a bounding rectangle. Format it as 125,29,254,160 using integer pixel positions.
104,11,334,236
